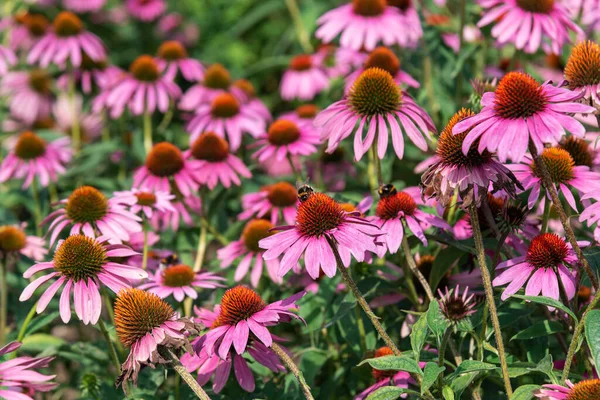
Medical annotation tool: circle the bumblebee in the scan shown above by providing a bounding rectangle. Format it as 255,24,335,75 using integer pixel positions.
378,184,397,198
297,184,314,203
159,253,179,270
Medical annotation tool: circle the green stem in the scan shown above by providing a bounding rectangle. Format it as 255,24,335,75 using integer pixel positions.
468,202,513,396
438,329,452,391
143,111,153,155
271,342,315,400
529,144,599,291
102,111,110,143
455,0,467,105
541,197,551,234
142,218,149,271
0,256,7,346
354,305,367,354
284,0,313,54
158,347,211,400
287,153,302,182
31,178,43,236
68,72,81,154
401,231,435,302
48,181,59,204
446,189,459,225
97,318,122,373
370,146,383,185
7,301,37,359
367,147,379,195
561,292,600,383
157,103,174,133
193,224,207,272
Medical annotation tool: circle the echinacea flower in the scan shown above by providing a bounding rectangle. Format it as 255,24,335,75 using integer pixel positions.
182,304,287,393
316,0,413,51
103,55,181,118
564,40,600,105
186,132,251,189
28,11,106,68
126,0,166,21
0,341,57,400
438,285,477,323
370,186,450,251
280,104,322,138
0,225,47,261
231,79,272,122
559,136,600,169
150,195,202,232
509,147,600,211
0,69,54,124
20,235,147,324
112,188,175,219
57,54,122,94
316,68,435,161
344,46,419,94
218,219,283,288
201,286,304,359
155,40,204,81
280,54,330,101
114,288,201,389
42,186,142,245
0,131,71,188
0,45,16,75
421,108,521,207
238,182,299,225
179,63,236,110
185,91,267,151
534,378,600,399
133,142,202,197
138,264,225,301
1,12,49,51
253,119,320,163
259,191,382,279
356,347,412,400
63,0,106,13
492,233,580,302
452,72,595,162
477,0,582,55
53,95,103,143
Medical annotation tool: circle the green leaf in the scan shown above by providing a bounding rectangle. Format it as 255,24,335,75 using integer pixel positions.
511,295,578,323
324,293,356,329
358,356,423,376
533,354,558,384
429,247,464,290
20,334,65,353
411,313,429,363
442,386,455,400
510,320,564,341
453,360,496,376
450,372,478,398
426,300,449,339
510,384,541,400
366,387,422,400
421,363,445,394
585,310,600,370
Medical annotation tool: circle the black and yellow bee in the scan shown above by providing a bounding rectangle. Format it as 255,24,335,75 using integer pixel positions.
159,253,179,270
378,184,397,198
297,184,314,203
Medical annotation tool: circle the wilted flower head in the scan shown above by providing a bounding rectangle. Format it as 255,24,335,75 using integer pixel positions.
438,285,477,323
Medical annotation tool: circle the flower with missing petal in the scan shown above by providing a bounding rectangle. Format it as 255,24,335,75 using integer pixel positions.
453,72,595,162
114,288,201,389
20,235,146,324
534,378,600,400
280,54,330,101
138,264,225,302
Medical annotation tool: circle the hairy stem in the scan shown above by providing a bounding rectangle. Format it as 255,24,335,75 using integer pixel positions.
401,231,435,302
438,329,452,392
98,318,122,373
159,347,211,400
271,342,315,400
468,203,513,396
541,198,551,234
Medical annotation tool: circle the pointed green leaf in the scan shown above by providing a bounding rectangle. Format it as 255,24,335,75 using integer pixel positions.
358,356,423,376
585,310,600,370
421,363,445,394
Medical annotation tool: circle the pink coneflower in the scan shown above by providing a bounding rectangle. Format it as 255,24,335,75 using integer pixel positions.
453,72,595,162
218,219,283,288
138,264,225,302
155,40,204,81
534,379,600,399
0,131,71,189
42,186,142,245
112,188,175,219
316,0,412,51
0,225,47,261
0,69,54,124
126,0,166,21
182,304,286,393
63,0,106,13
1,12,49,51
438,285,477,323
186,133,251,190
232,79,272,123
509,147,600,211
253,119,320,163
477,0,582,54
114,288,201,389
564,40,600,105
179,64,237,111
492,233,580,302
185,91,267,151
53,95,103,143
103,55,181,118
421,108,521,207
344,47,419,95
370,185,450,252
0,341,57,400
28,12,106,68
238,182,299,225
133,142,202,197
559,136,600,169
280,104,322,138
57,56,122,94
280,54,330,101
0,45,16,75
316,68,435,161
259,191,382,279
356,347,412,400
201,286,304,359
150,195,202,232
20,235,147,324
